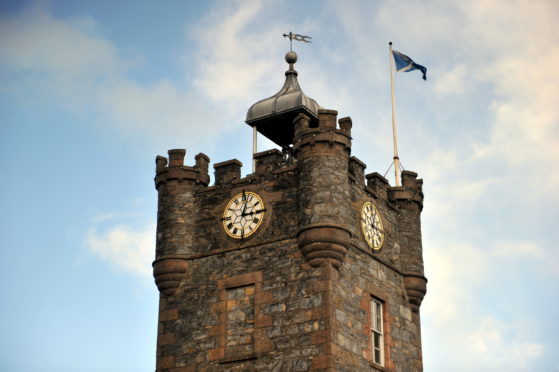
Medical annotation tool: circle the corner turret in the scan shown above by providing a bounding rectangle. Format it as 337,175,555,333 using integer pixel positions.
294,110,353,268
389,170,427,312
153,149,210,296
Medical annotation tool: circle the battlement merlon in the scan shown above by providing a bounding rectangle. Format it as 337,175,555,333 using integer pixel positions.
365,172,390,200
213,159,242,186
388,170,424,210
349,156,366,185
338,116,352,136
293,110,352,156
253,149,283,174
154,149,210,189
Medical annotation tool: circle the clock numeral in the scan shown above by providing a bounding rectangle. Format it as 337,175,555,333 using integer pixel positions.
253,217,259,224
227,223,233,230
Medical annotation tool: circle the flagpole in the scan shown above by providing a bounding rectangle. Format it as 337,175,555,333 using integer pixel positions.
252,126,257,173
389,42,401,187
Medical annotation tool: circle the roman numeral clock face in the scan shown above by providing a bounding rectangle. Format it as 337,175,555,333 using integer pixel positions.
222,191,266,239
361,201,385,250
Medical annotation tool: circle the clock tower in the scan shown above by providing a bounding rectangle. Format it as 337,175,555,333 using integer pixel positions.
152,51,427,371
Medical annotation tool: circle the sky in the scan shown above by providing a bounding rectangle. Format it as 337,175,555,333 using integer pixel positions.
1,0,558,371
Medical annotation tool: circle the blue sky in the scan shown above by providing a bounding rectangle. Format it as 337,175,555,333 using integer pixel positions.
1,0,558,371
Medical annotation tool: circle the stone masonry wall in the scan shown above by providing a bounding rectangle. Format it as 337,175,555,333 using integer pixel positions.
332,248,422,372
297,154,350,227
154,147,425,371
157,239,334,371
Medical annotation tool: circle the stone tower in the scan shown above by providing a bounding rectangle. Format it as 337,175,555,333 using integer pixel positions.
152,51,427,371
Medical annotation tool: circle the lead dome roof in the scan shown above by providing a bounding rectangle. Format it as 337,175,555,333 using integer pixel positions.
245,51,321,146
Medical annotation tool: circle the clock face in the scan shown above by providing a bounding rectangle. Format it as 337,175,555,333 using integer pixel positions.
222,191,266,239
361,201,384,250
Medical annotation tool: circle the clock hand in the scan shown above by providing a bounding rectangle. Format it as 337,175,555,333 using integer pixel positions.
241,208,267,217
241,191,247,215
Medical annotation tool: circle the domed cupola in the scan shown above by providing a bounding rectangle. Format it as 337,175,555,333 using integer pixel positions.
246,51,322,146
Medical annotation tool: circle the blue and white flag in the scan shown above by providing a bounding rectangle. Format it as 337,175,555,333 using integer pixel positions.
392,50,427,80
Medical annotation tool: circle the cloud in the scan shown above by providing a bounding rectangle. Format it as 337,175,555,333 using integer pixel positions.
363,0,559,201
492,240,545,260
423,238,548,371
454,0,559,198
4,1,555,369
85,223,155,278
433,64,469,96
423,240,489,326
189,0,285,113
0,7,125,78
90,212,117,224
424,237,552,327
0,6,125,110
0,5,220,147
96,78,216,144
469,316,545,370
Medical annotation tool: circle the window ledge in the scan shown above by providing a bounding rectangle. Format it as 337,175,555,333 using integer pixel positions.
218,352,258,364
369,361,389,371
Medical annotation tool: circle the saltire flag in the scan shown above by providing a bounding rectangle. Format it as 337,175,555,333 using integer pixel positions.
392,50,427,80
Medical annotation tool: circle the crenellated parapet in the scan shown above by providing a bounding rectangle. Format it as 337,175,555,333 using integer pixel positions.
155,149,210,190
388,170,424,210
293,110,352,157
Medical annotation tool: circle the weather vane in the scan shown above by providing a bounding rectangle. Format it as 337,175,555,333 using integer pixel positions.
283,32,312,51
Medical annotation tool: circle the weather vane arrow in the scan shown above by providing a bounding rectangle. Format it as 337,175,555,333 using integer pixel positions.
283,32,312,51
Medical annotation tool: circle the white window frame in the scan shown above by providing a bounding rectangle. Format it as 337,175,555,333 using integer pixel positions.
371,297,384,366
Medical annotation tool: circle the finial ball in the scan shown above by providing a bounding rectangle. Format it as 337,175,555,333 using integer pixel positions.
285,51,298,64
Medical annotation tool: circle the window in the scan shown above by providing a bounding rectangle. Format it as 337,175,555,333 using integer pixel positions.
225,284,256,356
213,271,269,364
371,297,384,366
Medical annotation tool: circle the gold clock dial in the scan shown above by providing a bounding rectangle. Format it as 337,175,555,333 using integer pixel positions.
222,191,265,239
361,201,384,250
